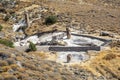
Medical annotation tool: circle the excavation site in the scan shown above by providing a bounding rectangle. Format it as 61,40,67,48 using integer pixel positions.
0,0,120,80
14,29,111,63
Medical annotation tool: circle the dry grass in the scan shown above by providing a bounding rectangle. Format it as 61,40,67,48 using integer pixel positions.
71,48,120,79
4,75,17,80
81,48,120,79
0,61,8,66
2,66,11,72
103,53,116,60
28,51,57,60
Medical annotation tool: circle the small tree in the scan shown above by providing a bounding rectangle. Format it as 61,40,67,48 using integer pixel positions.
29,42,37,51
45,15,57,25
0,25,3,31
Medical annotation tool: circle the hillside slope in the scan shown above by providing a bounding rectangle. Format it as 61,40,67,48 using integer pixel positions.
0,45,120,80
0,44,99,80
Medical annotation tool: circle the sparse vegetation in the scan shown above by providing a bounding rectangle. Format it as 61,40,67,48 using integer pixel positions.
6,58,15,65
4,75,18,80
0,52,11,59
0,39,14,48
103,53,116,60
1,0,17,8
45,15,57,25
0,61,8,66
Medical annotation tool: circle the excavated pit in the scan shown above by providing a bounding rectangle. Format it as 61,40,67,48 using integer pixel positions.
14,32,111,63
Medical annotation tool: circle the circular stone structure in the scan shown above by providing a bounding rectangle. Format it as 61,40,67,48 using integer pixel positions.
14,32,111,63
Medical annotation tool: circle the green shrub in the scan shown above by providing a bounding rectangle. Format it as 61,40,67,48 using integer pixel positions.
0,25,3,31
45,15,57,25
0,39,14,48
29,42,37,51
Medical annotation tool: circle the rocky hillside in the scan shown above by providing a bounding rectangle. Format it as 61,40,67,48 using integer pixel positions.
83,0,120,7
0,0,120,37
85,48,120,80
0,44,120,80
43,0,120,34
0,44,103,80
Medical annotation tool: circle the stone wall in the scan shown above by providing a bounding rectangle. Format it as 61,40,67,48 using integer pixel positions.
15,46,101,52
49,46,101,52
72,33,112,46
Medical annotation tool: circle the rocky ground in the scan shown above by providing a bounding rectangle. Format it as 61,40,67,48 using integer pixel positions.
43,0,120,34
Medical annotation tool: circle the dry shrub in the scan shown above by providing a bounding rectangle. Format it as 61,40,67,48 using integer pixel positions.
117,55,120,57
0,61,8,66
0,75,4,80
2,66,11,72
0,52,11,59
31,51,48,59
15,56,23,61
15,73,29,80
38,52,48,59
103,53,116,60
10,64,18,71
22,63,36,70
42,64,52,71
6,58,15,65
4,75,18,80
118,67,120,71
18,74,29,80
17,68,25,73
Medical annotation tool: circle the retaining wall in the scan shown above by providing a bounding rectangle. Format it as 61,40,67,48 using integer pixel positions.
15,46,101,52
71,33,112,46
49,46,101,52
